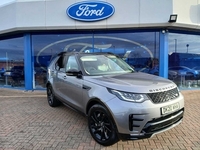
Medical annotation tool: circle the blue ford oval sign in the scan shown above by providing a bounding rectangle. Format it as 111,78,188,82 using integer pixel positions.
67,1,115,22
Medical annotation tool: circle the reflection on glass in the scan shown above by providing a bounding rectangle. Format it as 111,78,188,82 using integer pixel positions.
0,37,24,87
93,33,159,76
32,34,93,88
32,32,159,88
168,33,200,89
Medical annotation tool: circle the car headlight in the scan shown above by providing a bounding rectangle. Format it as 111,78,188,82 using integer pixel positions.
108,89,149,103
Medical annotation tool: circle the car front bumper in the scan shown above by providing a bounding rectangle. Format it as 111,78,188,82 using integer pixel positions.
118,108,184,140
105,92,184,140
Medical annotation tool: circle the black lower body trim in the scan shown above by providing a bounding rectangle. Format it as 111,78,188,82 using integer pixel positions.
118,133,152,141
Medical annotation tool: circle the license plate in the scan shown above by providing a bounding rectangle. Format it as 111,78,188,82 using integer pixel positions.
161,103,180,115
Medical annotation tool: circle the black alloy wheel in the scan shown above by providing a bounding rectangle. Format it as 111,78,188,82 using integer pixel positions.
88,104,119,146
47,85,60,107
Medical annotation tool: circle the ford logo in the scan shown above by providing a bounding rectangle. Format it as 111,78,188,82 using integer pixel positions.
66,1,115,22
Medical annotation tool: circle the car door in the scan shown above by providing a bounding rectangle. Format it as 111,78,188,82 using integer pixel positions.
51,56,65,97
59,55,84,111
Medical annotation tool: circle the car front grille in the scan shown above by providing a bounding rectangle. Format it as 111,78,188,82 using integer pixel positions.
147,87,179,104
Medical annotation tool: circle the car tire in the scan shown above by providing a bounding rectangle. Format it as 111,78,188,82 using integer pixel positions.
88,104,119,146
47,84,60,107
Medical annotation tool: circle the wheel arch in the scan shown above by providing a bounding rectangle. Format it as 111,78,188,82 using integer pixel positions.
86,98,119,132
86,98,106,115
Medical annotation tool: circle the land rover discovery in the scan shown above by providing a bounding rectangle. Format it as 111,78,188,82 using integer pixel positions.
46,52,184,146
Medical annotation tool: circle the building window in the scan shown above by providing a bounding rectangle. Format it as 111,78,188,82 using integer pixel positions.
32,31,159,89
168,33,200,89
0,37,24,87
93,32,159,75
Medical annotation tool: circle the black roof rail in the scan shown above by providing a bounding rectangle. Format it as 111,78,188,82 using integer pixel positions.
57,51,81,56
57,51,68,56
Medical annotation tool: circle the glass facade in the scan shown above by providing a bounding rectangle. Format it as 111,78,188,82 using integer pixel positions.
0,37,24,88
168,33,200,89
0,31,200,90
32,33,93,88
32,31,159,88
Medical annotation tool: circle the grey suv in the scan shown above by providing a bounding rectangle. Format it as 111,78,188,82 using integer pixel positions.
46,52,184,146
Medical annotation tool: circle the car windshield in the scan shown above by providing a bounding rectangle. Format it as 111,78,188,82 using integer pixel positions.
80,54,134,75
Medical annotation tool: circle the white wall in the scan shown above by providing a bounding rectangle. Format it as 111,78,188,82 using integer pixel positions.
172,0,200,29
0,0,199,34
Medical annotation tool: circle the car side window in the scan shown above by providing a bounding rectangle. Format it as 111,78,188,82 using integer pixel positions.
55,56,64,71
65,56,79,72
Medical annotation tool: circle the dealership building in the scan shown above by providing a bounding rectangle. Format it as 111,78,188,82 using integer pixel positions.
0,0,200,90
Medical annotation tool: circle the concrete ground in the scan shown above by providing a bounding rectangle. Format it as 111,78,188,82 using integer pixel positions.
0,88,199,150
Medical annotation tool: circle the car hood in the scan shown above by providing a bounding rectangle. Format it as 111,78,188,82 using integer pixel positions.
84,72,176,93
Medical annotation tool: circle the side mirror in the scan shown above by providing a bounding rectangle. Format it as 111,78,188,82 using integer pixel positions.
66,69,82,78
